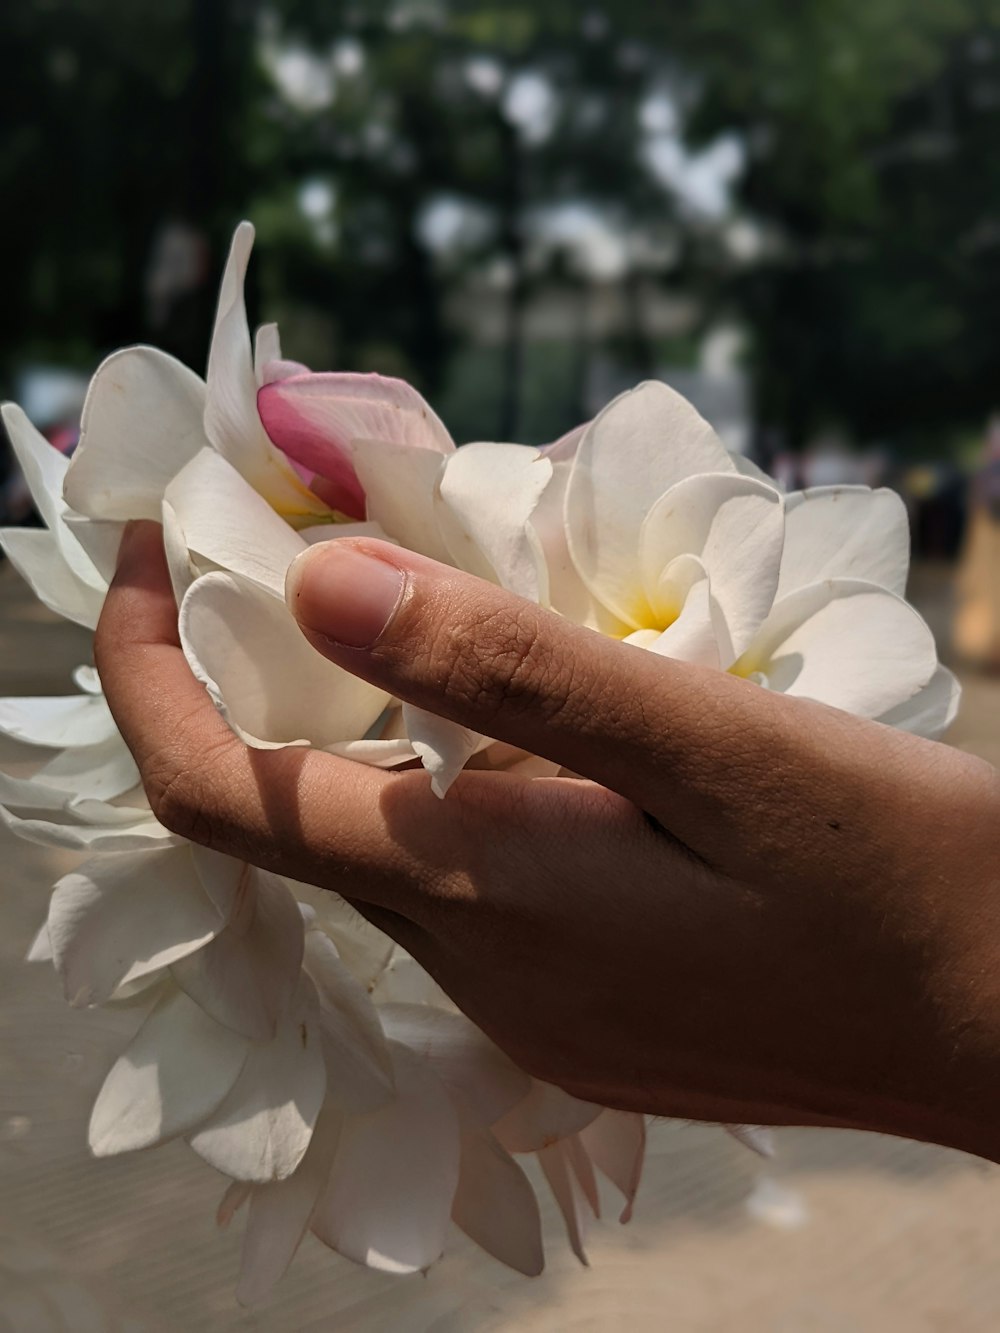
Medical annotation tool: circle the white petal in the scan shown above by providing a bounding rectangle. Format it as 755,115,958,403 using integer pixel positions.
538,1140,590,1265
188,979,327,1181
172,868,304,1040
529,459,608,627
779,486,910,599
435,442,552,601
724,1123,775,1158
1,401,70,535
403,703,482,798
379,1004,530,1128
369,949,453,1007
299,520,393,545
1,403,105,594
217,1180,252,1230
237,1107,343,1305
304,931,394,1113
190,843,250,919
25,921,53,962
165,448,306,596
351,436,451,561
737,579,939,717
541,421,588,462
0,768,134,820
253,322,283,387
204,223,329,522
579,1110,646,1223
325,737,416,767
311,1040,460,1273
49,846,224,1006
629,555,721,668
30,732,139,803
0,527,104,628
89,985,249,1155
65,347,209,521
492,1079,602,1154
729,451,777,485
60,515,124,586
0,803,179,853
0,693,117,748
310,895,395,991
564,1132,601,1217
640,472,784,663
877,664,961,739
452,1127,544,1275
566,381,733,623
180,571,388,747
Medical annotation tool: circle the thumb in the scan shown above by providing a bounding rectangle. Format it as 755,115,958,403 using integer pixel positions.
285,537,817,855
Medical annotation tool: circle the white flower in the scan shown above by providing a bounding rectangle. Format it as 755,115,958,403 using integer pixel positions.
0,217,957,1300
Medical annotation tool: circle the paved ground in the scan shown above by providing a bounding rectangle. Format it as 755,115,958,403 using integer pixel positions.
1,560,999,1332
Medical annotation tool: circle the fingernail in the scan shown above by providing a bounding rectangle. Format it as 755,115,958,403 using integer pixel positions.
286,543,406,649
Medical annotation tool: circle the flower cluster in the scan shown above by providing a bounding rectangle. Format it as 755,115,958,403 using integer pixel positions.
0,224,956,1301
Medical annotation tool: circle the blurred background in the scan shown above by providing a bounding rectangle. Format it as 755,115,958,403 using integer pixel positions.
2,1,1000,1329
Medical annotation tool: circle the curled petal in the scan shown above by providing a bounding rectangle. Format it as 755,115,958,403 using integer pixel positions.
877,663,961,740
65,347,209,521
627,554,721,668
0,528,104,629
566,380,733,625
180,570,388,748
165,449,307,596
351,437,451,561
435,442,552,602
258,371,453,520
402,704,483,798
640,472,784,664
205,223,329,523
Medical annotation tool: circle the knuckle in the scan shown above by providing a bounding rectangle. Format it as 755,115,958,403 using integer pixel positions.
441,603,570,720
141,732,237,846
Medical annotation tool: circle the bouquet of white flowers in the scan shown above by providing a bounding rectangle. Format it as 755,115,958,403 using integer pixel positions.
0,223,956,1302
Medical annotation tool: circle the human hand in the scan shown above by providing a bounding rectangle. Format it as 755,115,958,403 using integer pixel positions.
97,521,1000,1159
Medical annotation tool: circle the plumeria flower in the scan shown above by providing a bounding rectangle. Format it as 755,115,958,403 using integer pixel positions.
0,223,685,1300
0,216,956,1301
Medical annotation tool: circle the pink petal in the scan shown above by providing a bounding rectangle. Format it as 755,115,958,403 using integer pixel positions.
258,372,454,521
